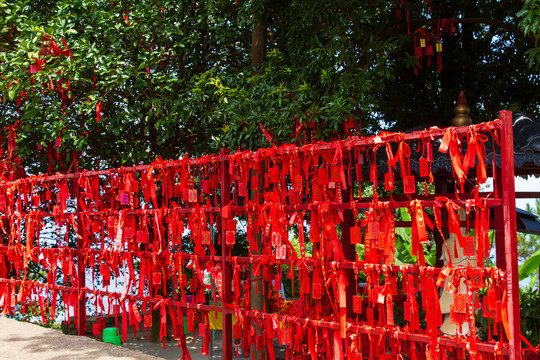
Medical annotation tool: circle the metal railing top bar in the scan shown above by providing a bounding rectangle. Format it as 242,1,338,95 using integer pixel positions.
0,120,501,188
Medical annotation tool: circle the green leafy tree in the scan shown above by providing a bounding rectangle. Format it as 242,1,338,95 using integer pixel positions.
517,0,540,71
0,0,538,175
518,199,540,289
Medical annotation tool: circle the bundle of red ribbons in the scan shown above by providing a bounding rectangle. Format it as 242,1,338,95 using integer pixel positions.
0,120,511,359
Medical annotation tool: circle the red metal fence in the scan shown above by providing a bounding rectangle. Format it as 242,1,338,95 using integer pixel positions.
0,111,522,359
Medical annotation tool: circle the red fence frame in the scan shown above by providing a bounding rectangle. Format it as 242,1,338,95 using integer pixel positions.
0,110,522,360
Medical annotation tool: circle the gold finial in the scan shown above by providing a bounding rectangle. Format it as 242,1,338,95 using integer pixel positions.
452,91,472,127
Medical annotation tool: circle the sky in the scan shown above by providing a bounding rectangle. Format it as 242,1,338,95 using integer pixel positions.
482,175,540,211
514,176,540,210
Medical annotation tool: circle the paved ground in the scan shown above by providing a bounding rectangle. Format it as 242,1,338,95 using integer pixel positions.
0,317,223,360
0,317,281,359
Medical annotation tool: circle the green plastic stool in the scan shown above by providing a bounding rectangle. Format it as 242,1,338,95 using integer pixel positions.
103,327,122,346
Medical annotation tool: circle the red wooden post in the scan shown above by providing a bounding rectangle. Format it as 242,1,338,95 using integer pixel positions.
499,110,521,360
494,156,506,270
220,148,233,360
341,191,355,319
494,180,506,269
75,167,86,336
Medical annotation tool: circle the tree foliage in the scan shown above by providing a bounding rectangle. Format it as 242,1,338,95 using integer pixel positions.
518,199,540,289
0,0,539,174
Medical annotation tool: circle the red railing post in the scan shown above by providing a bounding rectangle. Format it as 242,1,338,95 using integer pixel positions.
499,110,521,360
220,148,232,360
75,168,86,336
341,194,355,320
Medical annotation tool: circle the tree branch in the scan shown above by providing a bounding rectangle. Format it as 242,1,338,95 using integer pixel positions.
455,17,522,35
411,17,522,36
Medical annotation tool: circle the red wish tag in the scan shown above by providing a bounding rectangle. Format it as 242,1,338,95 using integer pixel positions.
426,142,433,162
386,295,394,325
101,265,110,281
153,272,162,285
331,166,341,182
318,168,329,185
366,222,379,240
182,188,189,202
275,246,286,260
202,231,211,245
199,322,206,337
124,227,133,239
495,301,502,323
179,274,187,287
120,192,129,205
353,295,362,314
313,185,323,201
469,268,484,289
281,328,292,345
137,231,147,243
403,175,416,194
288,190,297,205
313,279,323,299
385,172,394,191
335,182,343,203
269,167,280,183
366,308,374,325
404,301,412,321
233,324,242,339
450,305,460,324
387,279,398,296
251,175,259,190
310,227,320,243
356,165,363,183
408,274,419,292
463,236,474,256
271,231,282,246
419,158,430,177
302,276,311,294
350,227,362,244
55,138,62,148
226,230,236,245
487,289,497,310
202,179,210,194
238,182,247,197
294,176,303,192
144,314,152,328
92,222,100,233
174,183,182,197
402,158,410,176
453,293,467,314
188,189,198,203
93,323,101,335
370,164,378,185
222,219,234,231
483,301,495,318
